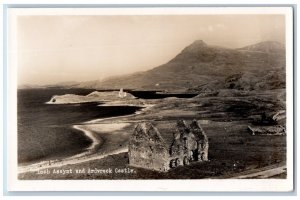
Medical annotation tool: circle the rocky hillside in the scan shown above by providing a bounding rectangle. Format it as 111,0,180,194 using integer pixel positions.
71,40,286,91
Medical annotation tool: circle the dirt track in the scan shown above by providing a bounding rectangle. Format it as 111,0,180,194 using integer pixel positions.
226,162,286,179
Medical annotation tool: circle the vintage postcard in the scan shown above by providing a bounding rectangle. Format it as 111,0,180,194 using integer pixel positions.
6,6,294,192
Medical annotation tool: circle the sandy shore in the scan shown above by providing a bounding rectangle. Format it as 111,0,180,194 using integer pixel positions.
18,103,152,174
18,122,133,173
18,148,128,174
73,125,101,151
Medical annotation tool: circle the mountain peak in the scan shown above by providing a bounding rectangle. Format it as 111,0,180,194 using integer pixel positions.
191,40,208,47
181,40,208,54
67,40,285,91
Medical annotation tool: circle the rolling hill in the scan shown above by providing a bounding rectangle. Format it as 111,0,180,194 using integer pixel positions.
238,41,285,54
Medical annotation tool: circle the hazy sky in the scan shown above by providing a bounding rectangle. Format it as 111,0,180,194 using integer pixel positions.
17,15,285,85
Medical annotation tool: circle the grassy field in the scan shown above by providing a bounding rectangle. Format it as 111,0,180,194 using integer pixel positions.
19,120,286,180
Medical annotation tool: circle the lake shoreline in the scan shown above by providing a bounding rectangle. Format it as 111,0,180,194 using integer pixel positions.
18,100,151,174
17,88,147,167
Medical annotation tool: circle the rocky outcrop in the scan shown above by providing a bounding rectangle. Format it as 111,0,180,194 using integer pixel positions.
272,110,286,125
248,125,286,135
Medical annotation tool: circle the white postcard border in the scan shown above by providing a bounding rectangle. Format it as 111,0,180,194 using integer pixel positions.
6,6,294,192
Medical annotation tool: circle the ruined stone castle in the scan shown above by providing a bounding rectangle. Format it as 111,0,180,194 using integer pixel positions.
128,120,209,172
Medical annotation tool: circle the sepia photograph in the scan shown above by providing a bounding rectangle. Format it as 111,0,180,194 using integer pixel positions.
6,6,294,192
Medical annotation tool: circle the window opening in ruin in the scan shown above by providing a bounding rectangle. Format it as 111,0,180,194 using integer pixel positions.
183,137,188,149
183,156,190,165
201,152,205,161
190,151,194,161
175,158,180,166
170,159,176,168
